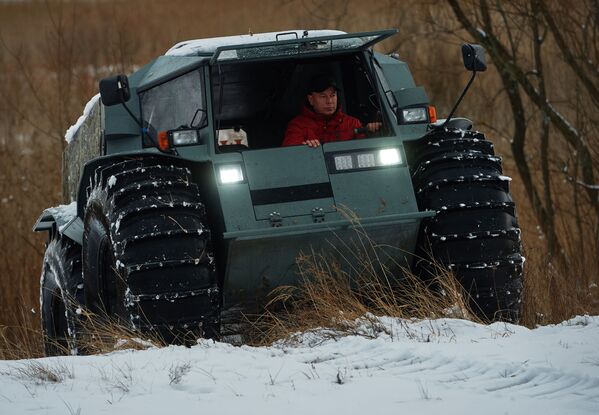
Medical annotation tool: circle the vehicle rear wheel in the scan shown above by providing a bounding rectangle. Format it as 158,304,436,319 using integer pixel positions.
407,128,524,322
83,157,220,343
40,234,83,355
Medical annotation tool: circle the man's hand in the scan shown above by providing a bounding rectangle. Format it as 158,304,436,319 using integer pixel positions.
366,122,382,132
302,139,321,148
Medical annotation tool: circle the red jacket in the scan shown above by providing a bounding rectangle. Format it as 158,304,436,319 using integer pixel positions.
282,105,364,147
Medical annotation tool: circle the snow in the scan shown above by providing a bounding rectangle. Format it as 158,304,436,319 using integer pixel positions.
166,30,346,56
65,94,100,143
46,201,77,232
1,316,598,414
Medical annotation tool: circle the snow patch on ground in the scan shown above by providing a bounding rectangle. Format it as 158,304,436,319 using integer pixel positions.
1,316,598,414
65,94,100,143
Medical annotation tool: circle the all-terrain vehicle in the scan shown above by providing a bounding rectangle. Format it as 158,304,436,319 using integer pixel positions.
34,29,523,354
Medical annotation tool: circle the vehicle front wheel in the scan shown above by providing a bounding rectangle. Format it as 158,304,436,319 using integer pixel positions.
83,157,221,343
407,128,524,322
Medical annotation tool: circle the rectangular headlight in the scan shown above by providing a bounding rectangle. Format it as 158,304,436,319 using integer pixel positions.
356,153,376,168
334,155,354,170
401,107,427,123
218,164,244,184
330,148,402,172
378,148,401,165
171,129,199,146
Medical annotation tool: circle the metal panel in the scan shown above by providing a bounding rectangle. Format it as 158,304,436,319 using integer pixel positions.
222,217,423,309
242,146,330,190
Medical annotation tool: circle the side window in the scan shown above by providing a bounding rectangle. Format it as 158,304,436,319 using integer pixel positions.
140,70,206,143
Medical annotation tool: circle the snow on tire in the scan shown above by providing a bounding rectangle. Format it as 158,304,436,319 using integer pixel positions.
408,128,524,322
40,234,83,355
82,157,220,343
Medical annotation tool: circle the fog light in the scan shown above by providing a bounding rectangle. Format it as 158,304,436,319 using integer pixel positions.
171,129,199,146
219,164,244,184
378,148,401,165
356,153,376,168
334,155,353,170
401,107,427,123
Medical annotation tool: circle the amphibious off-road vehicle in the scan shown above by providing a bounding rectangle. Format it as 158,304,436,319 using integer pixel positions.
34,29,523,354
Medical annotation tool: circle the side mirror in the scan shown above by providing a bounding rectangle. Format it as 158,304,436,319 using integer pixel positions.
462,44,487,72
99,74,131,106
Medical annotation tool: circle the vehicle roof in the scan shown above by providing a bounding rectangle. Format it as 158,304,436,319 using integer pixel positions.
165,30,347,57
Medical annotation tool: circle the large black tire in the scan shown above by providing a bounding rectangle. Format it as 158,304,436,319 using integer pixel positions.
407,128,524,322
40,234,83,355
83,157,220,343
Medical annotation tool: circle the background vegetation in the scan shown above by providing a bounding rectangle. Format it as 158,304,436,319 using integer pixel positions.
0,0,597,354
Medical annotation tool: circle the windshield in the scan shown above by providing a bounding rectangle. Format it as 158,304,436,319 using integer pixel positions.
140,69,206,143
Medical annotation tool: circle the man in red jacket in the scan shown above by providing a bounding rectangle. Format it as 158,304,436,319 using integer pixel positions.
282,75,380,147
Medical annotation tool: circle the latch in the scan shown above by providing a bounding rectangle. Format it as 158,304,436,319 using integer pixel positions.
312,207,325,223
269,212,282,227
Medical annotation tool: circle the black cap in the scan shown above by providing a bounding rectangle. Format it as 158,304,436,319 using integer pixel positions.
307,74,338,94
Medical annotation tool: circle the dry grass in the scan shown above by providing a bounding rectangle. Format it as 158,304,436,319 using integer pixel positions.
521,246,599,327
69,309,165,355
0,303,164,360
1,359,74,384
245,260,475,346
0,321,43,361
243,219,478,346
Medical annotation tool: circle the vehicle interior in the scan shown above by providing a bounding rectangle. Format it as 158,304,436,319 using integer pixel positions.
210,53,388,151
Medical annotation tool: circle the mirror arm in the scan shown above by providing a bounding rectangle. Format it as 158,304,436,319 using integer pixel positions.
118,97,154,147
441,69,477,129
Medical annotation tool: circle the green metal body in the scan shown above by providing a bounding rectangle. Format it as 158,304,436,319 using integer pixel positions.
42,30,438,309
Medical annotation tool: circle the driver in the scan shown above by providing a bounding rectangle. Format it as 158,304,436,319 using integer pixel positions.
282,74,381,147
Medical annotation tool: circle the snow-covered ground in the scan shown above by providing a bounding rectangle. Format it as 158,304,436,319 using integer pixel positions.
1,316,598,414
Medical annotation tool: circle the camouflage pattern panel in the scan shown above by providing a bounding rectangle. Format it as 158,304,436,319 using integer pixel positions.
62,100,104,203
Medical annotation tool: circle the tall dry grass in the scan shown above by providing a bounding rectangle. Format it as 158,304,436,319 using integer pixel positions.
244,250,476,346
0,0,597,359
242,213,478,345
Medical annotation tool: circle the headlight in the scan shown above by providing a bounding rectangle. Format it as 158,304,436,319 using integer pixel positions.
331,148,402,172
218,164,244,184
378,148,401,165
334,155,354,170
401,107,428,123
171,129,199,146
356,153,376,168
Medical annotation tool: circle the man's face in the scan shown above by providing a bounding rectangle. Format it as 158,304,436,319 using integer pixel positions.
307,87,337,116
